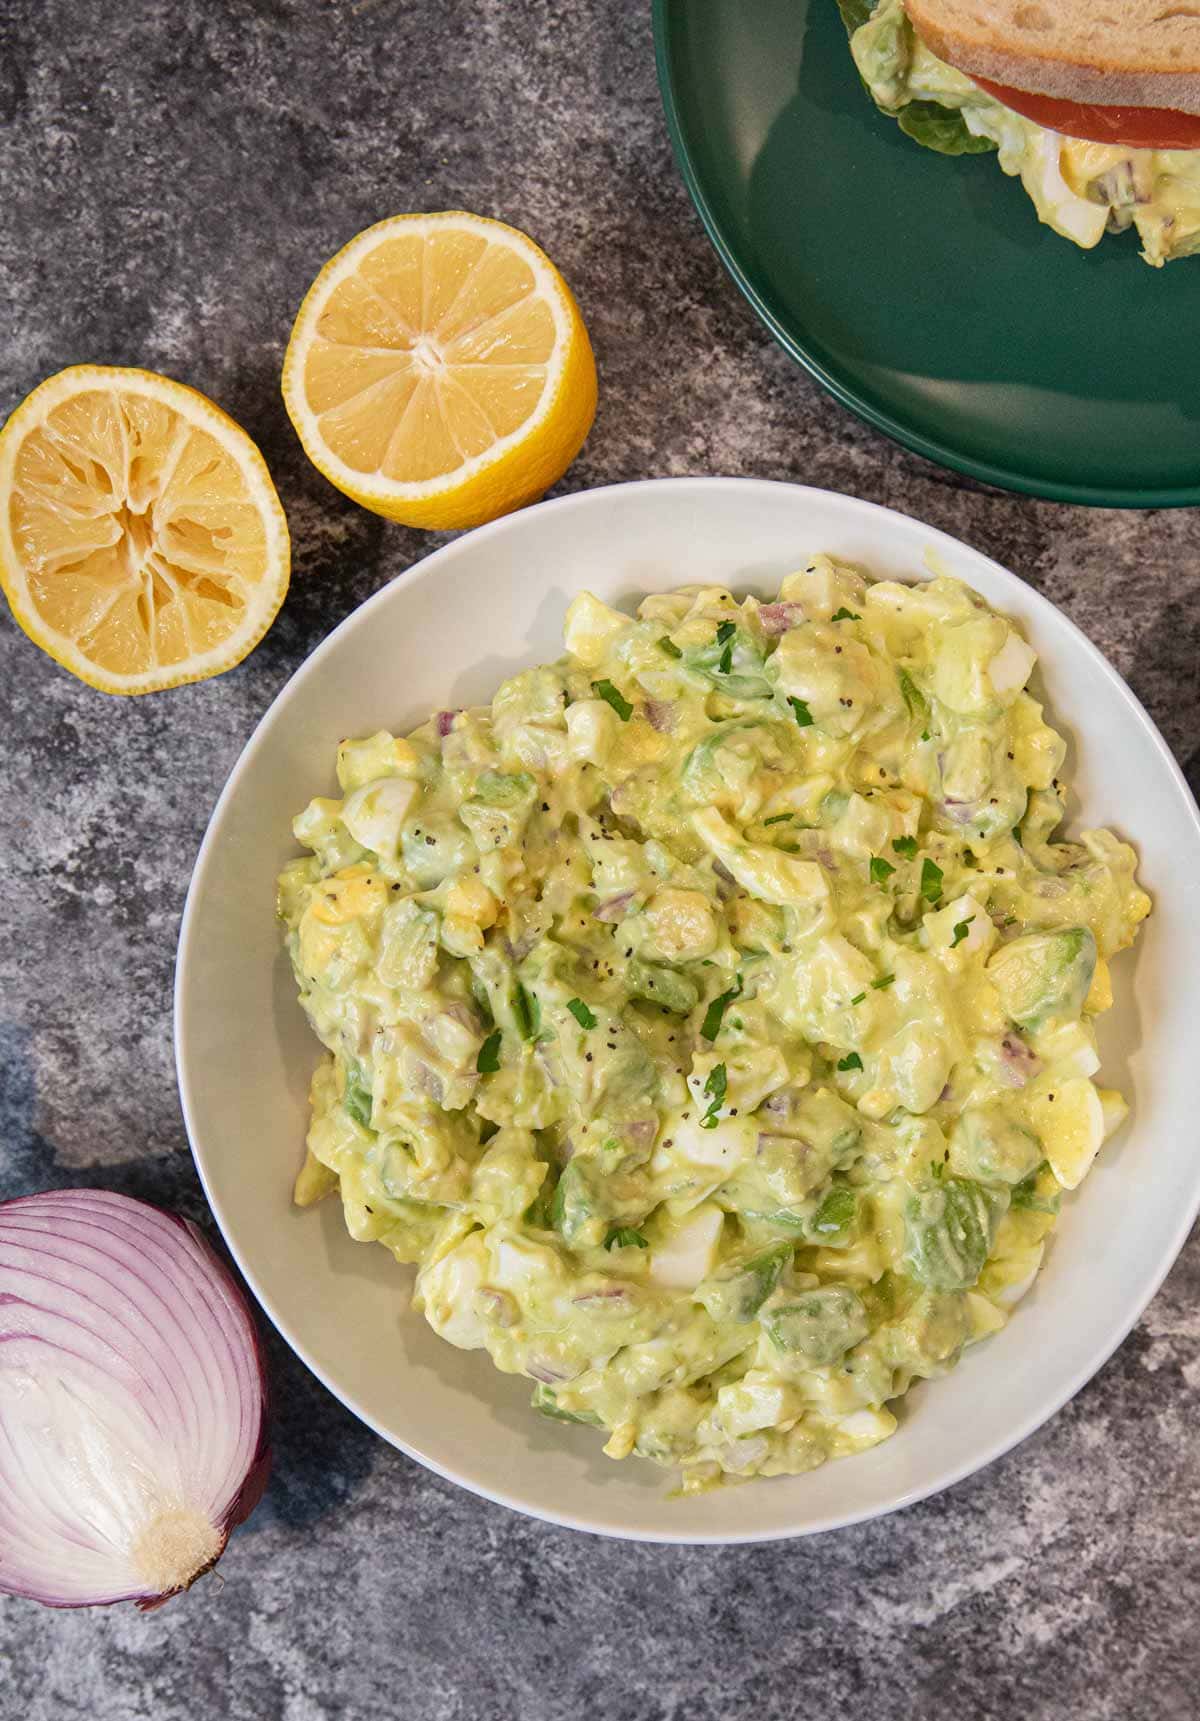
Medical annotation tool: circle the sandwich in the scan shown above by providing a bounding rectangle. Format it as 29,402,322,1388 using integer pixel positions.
840,0,1200,265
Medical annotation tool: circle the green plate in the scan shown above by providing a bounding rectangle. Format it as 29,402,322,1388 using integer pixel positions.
654,0,1200,506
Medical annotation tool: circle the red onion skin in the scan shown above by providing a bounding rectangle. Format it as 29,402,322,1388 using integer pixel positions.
0,1193,271,1612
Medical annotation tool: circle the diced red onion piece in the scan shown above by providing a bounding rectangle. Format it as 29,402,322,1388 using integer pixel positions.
998,1033,1042,1087
0,1189,269,1611
593,890,636,922
474,1288,518,1328
412,1061,445,1103
760,1087,801,1120
572,1285,636,1311
527,1358,577,1385
436,710,459,738
758,603,803,636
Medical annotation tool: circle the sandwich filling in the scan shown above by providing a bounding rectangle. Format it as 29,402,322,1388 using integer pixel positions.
846,0,1200,265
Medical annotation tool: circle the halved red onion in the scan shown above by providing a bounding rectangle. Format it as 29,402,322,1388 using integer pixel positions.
0,1189,269,1611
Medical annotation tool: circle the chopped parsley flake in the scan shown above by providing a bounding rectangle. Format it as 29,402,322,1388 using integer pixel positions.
869,856,895,886
699,1063,728,1129
830,607,861,623
837,1052,864,1073
788,696,814,729
605,1227,648,1250
700,975,743,1043
898,668,928,720
567,997,597,1029
343,1070,373,1129
921,858,944,903
592,679,633,721
476,1030,501,1074
950,917,976,949
892,835,918,859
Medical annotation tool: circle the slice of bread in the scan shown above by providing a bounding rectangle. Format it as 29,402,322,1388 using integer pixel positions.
905,0,1200,115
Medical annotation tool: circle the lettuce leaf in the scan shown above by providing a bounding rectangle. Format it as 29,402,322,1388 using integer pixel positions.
898,99,997,155
835,0,876,29
836,0,998,158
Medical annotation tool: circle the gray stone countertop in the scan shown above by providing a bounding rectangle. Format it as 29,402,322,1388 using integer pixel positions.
1,2,1198,1717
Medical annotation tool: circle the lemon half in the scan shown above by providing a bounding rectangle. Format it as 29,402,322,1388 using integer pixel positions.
281,212,597,530
0,365,290,694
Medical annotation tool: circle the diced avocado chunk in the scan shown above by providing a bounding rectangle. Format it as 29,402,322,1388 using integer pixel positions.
343,1066,373,1130
683,631,772,699
550,1162,601,1247
808,1183,858,1244
986,927,1096,1030
681,725,760,804
474,770,536,807
903,1176,1008,1292
948,1103,1043,1187
763,1286,870,1365
1010,1161,1062,1215
460,773,536,850
695,1244,792,1323
628,961,699,1015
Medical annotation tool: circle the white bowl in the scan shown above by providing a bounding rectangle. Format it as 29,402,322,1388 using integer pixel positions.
176,478,1200,1543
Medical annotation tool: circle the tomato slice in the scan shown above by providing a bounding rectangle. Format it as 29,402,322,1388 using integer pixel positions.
973,76,1200,151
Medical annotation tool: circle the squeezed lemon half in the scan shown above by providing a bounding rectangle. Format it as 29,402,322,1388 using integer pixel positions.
281,211,597,530
0,365,290,694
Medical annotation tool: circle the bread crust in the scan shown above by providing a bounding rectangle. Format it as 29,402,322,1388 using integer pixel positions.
906,0,1200,117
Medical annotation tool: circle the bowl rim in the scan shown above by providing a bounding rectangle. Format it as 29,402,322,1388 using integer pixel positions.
175,476,1200,1542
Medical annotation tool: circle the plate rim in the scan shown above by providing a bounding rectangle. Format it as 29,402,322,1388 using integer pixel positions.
652,0,1200,510
175,477,1200,1542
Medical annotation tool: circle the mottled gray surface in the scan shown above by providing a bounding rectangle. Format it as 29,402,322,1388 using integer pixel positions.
1,1,1198,1716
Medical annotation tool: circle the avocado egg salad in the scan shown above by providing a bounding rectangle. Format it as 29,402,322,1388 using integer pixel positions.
277,555,1150,1493
842,0,1200,266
